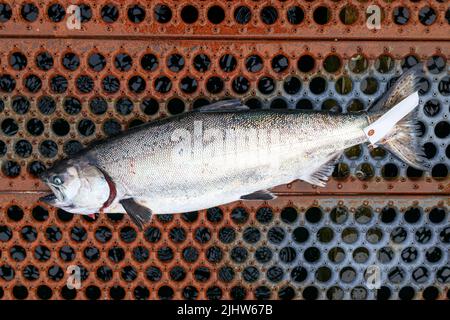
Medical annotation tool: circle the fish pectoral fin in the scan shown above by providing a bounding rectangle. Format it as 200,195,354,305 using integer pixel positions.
300,153,342,187
240,190,277,201
195,99,249,112
119,198,153,231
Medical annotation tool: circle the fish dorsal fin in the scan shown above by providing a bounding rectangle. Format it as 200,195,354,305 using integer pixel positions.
240,189,277,201
195,99,249,112
119,198,153,230
300,153,342,187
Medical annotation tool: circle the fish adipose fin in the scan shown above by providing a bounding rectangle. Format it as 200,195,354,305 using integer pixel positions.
196,99,249,112
300,153,342,187
366,63,428,170
240,190,277,201
119,198,153,230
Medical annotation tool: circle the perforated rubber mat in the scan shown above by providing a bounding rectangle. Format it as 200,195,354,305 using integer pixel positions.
0,1,448,300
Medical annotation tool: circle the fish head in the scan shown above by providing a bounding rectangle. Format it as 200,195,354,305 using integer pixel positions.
39,159,111,214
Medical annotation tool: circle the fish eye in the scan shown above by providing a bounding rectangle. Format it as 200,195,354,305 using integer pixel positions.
52,175,64,185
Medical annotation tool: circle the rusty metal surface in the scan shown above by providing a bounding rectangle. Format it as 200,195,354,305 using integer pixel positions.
0,1,449,40
0,1,448,300
0,194,449,300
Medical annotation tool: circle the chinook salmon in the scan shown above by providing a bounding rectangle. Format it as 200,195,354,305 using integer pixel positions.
40,65,427,229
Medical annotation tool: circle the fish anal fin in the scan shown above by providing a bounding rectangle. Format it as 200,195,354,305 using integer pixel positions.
195,99,249,112
240,190,277,201
300,153,342,187
119,198,153,230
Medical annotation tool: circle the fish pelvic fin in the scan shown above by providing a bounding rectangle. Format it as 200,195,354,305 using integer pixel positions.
365,64,428,170
119,198,153,230
300,152,342,187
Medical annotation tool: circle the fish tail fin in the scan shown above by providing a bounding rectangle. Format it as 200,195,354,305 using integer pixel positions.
377,107,428,170
365,63,428,170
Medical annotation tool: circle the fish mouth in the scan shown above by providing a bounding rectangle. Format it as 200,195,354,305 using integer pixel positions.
39,193,58,204
40,183,66,205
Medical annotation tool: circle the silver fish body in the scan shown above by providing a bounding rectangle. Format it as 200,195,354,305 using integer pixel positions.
40,64,427,229
87,110,368,214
